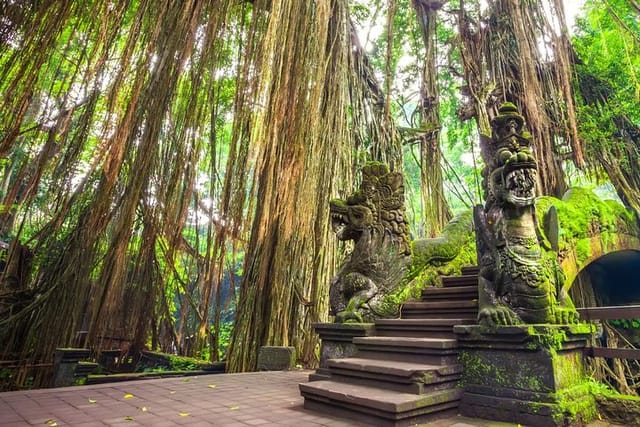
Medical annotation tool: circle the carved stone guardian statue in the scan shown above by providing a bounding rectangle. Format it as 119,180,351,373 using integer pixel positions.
455,103,595,426
474,102,578,326
328,162,411,323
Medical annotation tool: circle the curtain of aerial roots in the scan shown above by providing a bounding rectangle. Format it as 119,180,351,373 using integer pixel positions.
225,0,355,372
0,0,142,366
456,1,492,136
576,4,640,217
0,0,77,235
412,0,451,237
484,0,583,197
347,19,403,173
87,0,205,350
0,0,75,157
1,0,239,374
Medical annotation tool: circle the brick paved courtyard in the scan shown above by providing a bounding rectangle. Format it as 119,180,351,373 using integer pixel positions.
0,370,625,426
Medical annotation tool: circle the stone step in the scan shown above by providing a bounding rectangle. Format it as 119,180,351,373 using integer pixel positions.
300,380,461,427
401,300,478,320
374,318,471,338
442,274,478,287
461,265,480,276
421,285,478,301
327,357,461,394
74,361,99,377
352,336,458,364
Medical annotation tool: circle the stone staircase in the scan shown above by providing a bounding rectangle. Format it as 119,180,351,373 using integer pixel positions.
299,266,479,427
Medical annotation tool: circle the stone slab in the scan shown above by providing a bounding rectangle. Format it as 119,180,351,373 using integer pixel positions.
328,357,460,381
312,322,375,342
454,323,593,351
53,348,93,388
353,336,458,349
299,380,461,414
257,346,296,371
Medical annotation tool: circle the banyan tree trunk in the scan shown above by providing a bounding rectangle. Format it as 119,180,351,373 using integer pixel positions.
225,0,356,372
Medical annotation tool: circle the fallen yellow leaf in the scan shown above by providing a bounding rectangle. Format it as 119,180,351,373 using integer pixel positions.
169,390,176,394
179,412,190,417
207,384,216,388
139,406,148,412
123,393,134,399
230,406,239,411
88,398,97,404
124,415,134,421
44,420,58,426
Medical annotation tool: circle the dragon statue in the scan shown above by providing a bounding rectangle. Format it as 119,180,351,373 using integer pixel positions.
474,103,578,326
329,162,411,323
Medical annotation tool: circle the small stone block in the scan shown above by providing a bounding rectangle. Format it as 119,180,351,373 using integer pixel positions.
257,346,296,371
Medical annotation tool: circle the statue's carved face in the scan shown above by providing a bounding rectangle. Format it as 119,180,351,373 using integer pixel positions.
330,201,372,241
502,162,537,207
488,108,538,208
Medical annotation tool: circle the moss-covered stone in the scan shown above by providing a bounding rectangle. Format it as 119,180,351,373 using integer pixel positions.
410,210,475,274
403,210,476,293
328,162,411,322
537,188,638,252
456,324,597,426
536,187,640,289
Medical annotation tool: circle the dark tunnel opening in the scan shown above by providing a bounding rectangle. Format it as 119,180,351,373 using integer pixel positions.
571,250,640,307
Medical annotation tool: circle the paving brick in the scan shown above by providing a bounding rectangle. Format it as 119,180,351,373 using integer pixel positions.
71,422,107,427
0,370,625,426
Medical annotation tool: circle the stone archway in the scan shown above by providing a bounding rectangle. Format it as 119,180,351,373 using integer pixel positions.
560,233,640,299
575,250,640,306
569,248,640,309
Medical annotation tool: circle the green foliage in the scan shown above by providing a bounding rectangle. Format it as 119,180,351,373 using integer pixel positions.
215,322,234,360
167,355,200,371
572,0,640,209
610,318,640,329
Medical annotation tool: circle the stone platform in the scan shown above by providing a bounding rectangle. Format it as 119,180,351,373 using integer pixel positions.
0,369,625,426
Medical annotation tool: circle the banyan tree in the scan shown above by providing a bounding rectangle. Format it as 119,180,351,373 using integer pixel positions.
0,0,400,385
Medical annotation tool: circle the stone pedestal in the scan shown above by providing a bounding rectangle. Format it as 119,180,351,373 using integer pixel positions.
453,324,596,427
53,348,91,387
309,322,374,381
